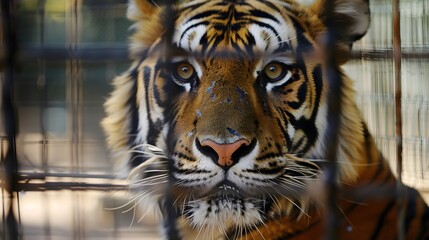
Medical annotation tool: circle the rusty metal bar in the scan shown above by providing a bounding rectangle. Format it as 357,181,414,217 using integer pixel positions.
392,0,405,239
393,0,402,184
351,49,429,59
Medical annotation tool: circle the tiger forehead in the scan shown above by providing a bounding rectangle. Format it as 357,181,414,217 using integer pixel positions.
173,0,299,55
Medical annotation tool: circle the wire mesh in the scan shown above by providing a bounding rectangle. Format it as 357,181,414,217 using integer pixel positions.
1,0,428,239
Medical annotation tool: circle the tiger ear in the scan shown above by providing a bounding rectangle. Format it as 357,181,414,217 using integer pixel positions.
127,0,165,58
310,0,370,62
127,0,159,21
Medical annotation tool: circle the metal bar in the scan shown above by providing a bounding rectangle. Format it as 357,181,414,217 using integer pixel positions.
393,0,402,183
69,1,84,239
17,172,117,180
392,0,405,239
16,182,127,192
1,139,7,240
1,0,20,239
322,0,343,238
159,1,181,239
351,49,429,59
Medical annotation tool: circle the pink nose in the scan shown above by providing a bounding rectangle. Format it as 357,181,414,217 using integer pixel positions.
200,139,250,167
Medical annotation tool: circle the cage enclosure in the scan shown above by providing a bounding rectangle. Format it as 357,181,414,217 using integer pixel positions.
1,0,428,239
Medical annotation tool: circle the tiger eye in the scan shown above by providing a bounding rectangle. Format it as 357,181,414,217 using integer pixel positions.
175,62,195,81
263,62,286,81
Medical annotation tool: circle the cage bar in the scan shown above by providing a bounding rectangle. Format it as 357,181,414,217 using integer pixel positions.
1,0,20,239
393,0,405,238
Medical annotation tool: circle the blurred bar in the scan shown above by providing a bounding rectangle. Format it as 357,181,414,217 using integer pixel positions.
1,0,20,239
322,0,342,238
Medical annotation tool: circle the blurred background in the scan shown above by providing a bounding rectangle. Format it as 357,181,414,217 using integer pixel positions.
1,0,428,239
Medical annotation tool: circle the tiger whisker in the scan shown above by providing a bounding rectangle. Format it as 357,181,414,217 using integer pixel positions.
251,221,266,240
149,0,160,9
278,175,310,187
130,176,168,187
275,35,298,45
131,173,168,183
276,180,307,192
104,188,152,212
250,224,257,240
180,194,191,216
268,193,282,216
139,169,168,173
130,143,166,154
218,218,228,240
281,174,318,181
236,223,243,240
273,189,310,218
269,181,304,202
337,205,354,228
132,172,168,179
128,156,167,177
129,200,138,228
132,180,168,187
172,189,189,208
193,216,208,240
130,192,163,227
283,168,319,177
123,189,157,214
284,154,321,170
280,172,316,181
137,205,159,224
264,21,293,42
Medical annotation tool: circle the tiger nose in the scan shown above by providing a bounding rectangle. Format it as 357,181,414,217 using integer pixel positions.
197,139,252,169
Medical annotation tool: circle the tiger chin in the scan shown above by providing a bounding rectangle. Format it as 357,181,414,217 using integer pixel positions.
102,0,429,239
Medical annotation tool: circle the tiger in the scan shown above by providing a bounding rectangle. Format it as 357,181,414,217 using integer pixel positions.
102,0,429,239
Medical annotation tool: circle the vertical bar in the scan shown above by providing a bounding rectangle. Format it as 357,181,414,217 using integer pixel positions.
0,0,19,239
37,0,52,239
322,0,342,239
1,139,7,239
393,0,402,185
69,0,81,174
159,1,181,239
392,0,405,239
70,0,84,239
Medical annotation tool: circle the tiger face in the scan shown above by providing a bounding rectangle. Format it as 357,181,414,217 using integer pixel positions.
169,56,324,228
168,6,327,227
103,0,370,237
